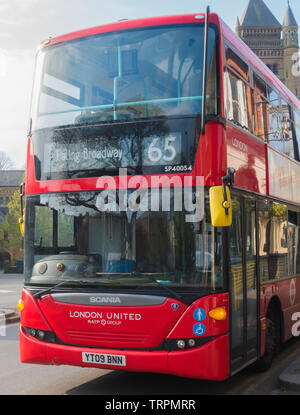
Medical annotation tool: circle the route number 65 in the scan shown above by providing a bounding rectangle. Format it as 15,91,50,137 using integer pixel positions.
148,136,177,163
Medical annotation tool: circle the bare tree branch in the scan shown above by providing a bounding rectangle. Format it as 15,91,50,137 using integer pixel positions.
0,152,15,170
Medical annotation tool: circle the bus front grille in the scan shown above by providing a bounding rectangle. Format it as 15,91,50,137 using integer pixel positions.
65,329,148,344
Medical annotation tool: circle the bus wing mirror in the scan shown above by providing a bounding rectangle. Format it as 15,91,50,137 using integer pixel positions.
19,211,25,237
209,186,232,227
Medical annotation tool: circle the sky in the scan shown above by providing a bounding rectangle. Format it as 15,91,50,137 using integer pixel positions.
0,0,299,169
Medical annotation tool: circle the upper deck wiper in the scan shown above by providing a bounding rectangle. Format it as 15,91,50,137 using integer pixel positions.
67,169,101,179
66,166,137,178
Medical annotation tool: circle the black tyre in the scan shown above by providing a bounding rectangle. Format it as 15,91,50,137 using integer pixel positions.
253,312,280,372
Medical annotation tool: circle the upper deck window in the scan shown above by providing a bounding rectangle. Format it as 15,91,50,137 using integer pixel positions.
277,99,295,159
225,47,249,81
31,24,218,131
224,70,249,130
254,73,270,100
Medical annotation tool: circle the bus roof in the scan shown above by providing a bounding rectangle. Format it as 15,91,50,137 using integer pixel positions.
41,13,218,47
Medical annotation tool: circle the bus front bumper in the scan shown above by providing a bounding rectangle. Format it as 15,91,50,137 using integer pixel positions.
19,325,229,381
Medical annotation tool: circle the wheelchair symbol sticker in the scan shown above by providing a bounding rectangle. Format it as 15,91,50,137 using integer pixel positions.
193,308,206,322
193,323,206,337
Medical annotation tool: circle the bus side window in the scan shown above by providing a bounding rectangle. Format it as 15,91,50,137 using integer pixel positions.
253,74,280,144
276,99,295,159
293,109,300,162
225,47,249,81
224,69,249,130
268,88,280,145
287,211,300,277
253,92,267,141
297,211,300,275
224,47,251,132
258,199,271,282
258,200,288,282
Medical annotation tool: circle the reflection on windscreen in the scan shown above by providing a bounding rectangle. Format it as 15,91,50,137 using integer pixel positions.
25,190,223,291
31,24,218,130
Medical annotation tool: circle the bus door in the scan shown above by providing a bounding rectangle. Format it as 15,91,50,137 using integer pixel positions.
229,195,259,373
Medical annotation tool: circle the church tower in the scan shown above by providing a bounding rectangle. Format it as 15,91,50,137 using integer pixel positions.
235,17,241,38
237,0,300,99
236,0,283,77
282,1,300,98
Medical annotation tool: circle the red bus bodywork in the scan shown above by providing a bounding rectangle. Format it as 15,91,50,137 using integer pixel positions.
20,289,229,380
20,12,300,380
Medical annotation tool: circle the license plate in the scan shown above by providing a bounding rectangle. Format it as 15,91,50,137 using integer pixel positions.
82,352,126,366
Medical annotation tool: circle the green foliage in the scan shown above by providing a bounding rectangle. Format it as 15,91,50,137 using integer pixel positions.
0,189,23,264
34,206,53,248
272,202,288,222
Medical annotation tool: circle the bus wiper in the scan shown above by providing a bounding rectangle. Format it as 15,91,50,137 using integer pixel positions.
95,272,183,302
138,273,184,302
33,280,95,300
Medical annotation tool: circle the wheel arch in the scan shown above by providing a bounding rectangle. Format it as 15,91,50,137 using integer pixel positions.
266,294,284,346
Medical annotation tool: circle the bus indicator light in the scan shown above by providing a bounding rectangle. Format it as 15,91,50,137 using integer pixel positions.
208,307,227,321
17,300,24,312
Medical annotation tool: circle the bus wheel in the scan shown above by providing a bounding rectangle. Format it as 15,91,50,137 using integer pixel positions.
254,313,279,372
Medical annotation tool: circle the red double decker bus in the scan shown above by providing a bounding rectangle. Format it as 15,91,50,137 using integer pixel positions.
18,8,300,380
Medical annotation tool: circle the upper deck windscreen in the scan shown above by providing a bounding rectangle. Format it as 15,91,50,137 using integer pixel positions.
31,23,218,131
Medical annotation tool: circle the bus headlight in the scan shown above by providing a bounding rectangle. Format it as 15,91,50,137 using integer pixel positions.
23,326,56,343
188,339,196,347
177,340,186,349
38,263,48,274
37,330,45,340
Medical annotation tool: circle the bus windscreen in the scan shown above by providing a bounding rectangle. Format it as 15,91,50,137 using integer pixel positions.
31,24,218,131
24,189,224,292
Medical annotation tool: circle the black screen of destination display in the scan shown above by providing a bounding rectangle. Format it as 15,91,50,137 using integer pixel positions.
32,118,199,180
